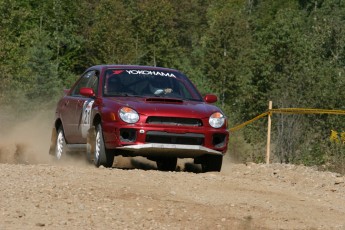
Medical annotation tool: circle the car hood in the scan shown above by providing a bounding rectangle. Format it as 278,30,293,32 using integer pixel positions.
105,97,221,118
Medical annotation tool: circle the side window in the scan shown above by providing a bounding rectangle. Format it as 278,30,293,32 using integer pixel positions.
88,71,99,95
71,71,98,96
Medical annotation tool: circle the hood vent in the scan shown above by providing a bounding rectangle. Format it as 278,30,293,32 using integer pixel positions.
145,98,183,103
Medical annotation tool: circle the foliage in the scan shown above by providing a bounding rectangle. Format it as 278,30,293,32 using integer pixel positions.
1,0,345,173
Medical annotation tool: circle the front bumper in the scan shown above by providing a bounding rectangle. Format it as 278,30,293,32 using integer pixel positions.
117,143,222,158
102,120,229,158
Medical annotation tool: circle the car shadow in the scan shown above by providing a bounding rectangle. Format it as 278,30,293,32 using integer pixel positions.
127,157,202,173
111,156,203,173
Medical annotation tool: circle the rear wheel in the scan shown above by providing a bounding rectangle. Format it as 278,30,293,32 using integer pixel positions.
55,127,67,160
93,124,114,168
156,158,177,171
201,155,223,172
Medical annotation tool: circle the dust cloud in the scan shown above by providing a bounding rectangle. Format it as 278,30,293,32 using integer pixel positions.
0,109,54,165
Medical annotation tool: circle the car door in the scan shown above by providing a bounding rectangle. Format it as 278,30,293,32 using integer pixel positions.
61,70,98,143
74,70,99,143
59,94,80,144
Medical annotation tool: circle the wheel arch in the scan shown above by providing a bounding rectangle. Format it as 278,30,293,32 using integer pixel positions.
54,118,63,131
93,113,102,127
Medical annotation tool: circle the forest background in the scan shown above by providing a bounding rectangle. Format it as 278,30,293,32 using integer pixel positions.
1,0,345,173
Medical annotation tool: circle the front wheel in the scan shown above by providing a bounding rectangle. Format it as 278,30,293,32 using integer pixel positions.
93,124,114,168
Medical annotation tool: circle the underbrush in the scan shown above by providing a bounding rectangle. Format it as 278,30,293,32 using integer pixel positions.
228,132,345,175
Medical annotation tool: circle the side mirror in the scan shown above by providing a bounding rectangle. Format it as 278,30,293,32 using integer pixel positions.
204,94,217,103
80,87,95,98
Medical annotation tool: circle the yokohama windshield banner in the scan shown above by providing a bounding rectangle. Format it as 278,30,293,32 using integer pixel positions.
125,70,176,78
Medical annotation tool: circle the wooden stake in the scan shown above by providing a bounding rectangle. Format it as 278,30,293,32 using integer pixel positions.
266,101,272,164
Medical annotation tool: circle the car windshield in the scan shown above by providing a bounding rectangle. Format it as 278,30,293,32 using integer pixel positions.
103,69,203,101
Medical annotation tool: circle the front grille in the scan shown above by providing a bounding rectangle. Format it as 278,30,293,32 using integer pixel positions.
146,116,202,127
145,131,204,145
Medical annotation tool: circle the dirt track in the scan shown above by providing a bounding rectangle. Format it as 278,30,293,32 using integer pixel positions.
1,113,345,229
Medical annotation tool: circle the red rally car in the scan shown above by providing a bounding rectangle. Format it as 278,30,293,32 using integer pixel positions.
49,65,229,172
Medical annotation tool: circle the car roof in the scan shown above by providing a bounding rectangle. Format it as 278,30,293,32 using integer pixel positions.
88,65,180,73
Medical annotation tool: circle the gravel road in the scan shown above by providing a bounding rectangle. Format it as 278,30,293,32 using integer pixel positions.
0,113,345,229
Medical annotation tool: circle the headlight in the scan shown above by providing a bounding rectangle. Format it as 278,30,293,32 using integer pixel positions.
119,107,139,123
209,112,225,128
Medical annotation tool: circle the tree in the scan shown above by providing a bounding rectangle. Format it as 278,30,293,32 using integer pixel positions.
80,0,135,65
26,30,60,101
0,0,33,103
201,0,252,113
130,0,178,67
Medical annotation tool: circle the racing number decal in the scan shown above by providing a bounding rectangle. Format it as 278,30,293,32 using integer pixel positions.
82,99,94,125
80,99,94,138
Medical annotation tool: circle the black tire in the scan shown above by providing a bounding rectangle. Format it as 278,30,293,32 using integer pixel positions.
93,124,114,168
156,158,177,171
201,155,223,172
54,127,67,160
